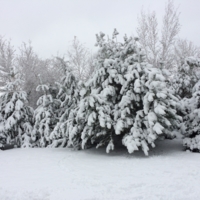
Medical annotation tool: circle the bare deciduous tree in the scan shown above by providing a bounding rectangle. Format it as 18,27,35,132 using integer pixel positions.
137,10,159,67
161,0,180,69
0,36,19,92
67,37,95,82
17,42,57,108
137,0,180,70
174,38,200,66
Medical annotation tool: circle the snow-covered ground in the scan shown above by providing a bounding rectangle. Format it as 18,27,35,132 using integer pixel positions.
0,139,199,200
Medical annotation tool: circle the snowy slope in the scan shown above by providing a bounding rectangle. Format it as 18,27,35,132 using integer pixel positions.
0,139,199,200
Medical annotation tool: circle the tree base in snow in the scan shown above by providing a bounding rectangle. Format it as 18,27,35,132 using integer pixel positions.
185,147,200,153
0,144,15,150
183,135,200,152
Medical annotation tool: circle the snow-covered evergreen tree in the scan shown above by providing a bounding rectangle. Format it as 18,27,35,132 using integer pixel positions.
172,57,200,99
0,39,33,148
67,30,181,155
49,58,79,147
113,34,181,155
120,66,181,155
0,89,34,148
66,30,122,151
31,78,60,147
182,79,200,152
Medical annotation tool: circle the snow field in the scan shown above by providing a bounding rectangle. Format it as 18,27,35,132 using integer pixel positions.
0,139,200,200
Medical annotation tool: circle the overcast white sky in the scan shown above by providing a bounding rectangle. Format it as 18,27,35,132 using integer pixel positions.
1,0,200,58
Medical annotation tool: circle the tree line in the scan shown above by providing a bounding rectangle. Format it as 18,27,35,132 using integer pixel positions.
0,0,200,154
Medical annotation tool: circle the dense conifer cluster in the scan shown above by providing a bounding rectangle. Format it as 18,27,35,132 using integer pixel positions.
0,31,200,154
